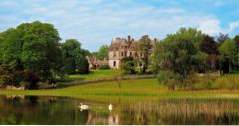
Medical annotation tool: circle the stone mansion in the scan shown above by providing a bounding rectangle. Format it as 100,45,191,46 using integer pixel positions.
108,35,155,69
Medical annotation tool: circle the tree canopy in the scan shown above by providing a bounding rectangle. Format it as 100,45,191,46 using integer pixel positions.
0,21,90,89
61,39,89,74
95,45,109,60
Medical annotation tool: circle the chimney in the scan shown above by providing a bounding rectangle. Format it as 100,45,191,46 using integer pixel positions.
154,38,157,42
127,35,131,42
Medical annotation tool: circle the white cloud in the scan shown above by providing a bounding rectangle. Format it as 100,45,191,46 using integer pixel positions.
198,18,224,35
229,21,239,32
0,0,237,51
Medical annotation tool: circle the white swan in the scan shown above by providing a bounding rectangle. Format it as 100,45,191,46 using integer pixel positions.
109,104,113,111
79,103,89,111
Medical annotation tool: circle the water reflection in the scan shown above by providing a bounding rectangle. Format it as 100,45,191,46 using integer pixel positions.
0,96,239,125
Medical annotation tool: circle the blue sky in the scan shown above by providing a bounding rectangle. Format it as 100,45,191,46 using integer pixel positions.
0,0,239,51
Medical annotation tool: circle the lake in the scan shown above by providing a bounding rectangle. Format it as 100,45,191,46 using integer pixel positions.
0,95,239,125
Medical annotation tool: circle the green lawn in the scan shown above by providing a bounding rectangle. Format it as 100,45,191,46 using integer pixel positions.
68,69,120,81
1,78,239,103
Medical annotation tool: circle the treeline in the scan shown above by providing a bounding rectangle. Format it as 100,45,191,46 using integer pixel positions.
152,28,239,89
0,21,90,89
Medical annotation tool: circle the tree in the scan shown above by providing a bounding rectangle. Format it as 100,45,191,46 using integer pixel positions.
200,34,218,55
61,39,89,74
96,45,109,60
0,64,16,87
120,57,136,74
216,33,229,45
218,39,238,74
153,28,205,88
199,34,219,71
138,35,152,73
19,22,62,82
0,21,63,87
234,35,239,48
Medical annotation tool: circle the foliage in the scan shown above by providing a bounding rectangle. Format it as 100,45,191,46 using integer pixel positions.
216,33,229,45
0,21,62,85
120,57,136,74
152,28,239,89
218,39,238,74
200,34,218,55
0,64,17,87
96,45,109,60
20,70,40,89
193,52,209,73
75,55,89,74
61,39,89,74
138,35,152,73
153,28,214,88
0,21,89,89
157,70,181,90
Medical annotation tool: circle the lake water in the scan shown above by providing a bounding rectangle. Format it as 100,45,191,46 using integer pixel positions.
0,96,239,125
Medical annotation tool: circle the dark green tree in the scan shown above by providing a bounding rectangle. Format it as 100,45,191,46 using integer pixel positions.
199,34,219,71
153,28,205,88
138,35,152,73
0,21,62,87
120,57,136,74
61,39,89,74
216,33,229,45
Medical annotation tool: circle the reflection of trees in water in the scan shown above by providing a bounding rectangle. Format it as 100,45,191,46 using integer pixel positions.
0,96,120,125
119,99,239,125
1,97,239,125
85,110,119,125
0,96,89,124
0,96,39,124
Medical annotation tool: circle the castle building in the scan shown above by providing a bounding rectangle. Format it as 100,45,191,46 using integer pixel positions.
108,35,155,69
87,56,108,69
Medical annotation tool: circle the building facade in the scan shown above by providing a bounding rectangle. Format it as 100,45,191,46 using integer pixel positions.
108,36,154,69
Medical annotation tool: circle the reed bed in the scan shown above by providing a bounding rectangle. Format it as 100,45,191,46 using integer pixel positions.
119,99,239,125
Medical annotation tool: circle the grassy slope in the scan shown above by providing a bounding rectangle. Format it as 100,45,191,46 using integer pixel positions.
1,78,239,103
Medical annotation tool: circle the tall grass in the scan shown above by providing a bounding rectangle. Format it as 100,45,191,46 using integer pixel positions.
120,99,239,125
186,74,239,90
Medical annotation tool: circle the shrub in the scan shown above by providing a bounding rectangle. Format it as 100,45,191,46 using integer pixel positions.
214,75,239,89
0,64,16,87
76,57,90,74
120,57,136,74
157,70,181,90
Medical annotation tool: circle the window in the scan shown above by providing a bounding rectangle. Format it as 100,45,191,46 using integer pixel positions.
135,52,138,57
113,61,116,67
121,52,124,56
130,52,132,56
140,53,143,57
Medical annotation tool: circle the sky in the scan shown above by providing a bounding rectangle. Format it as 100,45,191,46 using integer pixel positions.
0,0,239,51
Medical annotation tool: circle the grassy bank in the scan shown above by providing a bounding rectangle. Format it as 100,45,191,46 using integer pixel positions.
1,78,239,103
